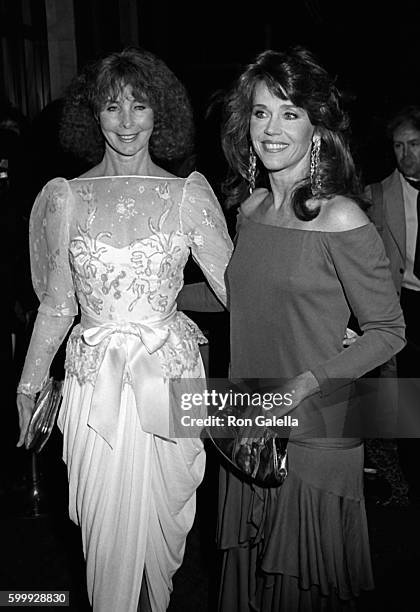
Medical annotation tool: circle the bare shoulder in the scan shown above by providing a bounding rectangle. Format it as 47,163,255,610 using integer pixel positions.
155,168,177,179
240,188,268,218
77,164,103,178
151,162,177,178
319,195,370,232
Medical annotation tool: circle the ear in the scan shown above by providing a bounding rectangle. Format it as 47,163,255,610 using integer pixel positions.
312,131,321,144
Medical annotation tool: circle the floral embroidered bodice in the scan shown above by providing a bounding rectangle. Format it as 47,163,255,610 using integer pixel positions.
18,171,233,395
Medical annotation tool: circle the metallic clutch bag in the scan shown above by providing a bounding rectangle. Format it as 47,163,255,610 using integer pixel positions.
207,406,288,488
24,378,63,453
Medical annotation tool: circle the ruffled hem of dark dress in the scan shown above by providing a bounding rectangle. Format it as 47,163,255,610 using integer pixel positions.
217,442,374,611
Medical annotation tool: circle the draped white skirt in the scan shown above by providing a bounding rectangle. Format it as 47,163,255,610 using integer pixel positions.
57,375,206,611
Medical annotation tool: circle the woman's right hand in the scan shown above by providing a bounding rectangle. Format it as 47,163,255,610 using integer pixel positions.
16,393,36,448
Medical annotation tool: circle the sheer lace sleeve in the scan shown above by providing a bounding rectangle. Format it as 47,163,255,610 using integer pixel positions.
17,178,78,395
180,172,233,305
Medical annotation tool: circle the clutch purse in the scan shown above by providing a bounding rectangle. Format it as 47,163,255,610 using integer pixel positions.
24,378,63,453
206,405,288,488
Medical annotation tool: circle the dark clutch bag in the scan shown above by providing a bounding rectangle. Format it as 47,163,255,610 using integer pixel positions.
206,406,288,488
24,378,63,453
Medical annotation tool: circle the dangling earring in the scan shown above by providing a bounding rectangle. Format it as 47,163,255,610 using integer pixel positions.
248,146,257,194
310,136,322,196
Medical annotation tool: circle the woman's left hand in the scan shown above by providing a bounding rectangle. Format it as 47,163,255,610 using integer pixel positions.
343,327,359,347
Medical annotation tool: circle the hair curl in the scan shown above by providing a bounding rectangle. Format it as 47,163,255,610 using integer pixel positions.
221,46,368,219
59,47,195,166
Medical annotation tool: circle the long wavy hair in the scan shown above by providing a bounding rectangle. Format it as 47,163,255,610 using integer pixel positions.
59,47,195,166
221,46,368,219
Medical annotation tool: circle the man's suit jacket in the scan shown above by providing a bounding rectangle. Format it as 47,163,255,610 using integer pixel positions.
366,169,406,295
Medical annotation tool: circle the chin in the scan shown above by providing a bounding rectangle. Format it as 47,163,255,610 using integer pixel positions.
401,165,419,176
113,146,140,157
265,162,289,173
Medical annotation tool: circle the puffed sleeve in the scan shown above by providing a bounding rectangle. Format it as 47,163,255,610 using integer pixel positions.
311,223,405,395
17,178,78,395
180,172,233,306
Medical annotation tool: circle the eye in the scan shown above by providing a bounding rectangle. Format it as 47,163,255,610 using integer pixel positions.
105,103,118,112
253,109,267,119
284,111,298,120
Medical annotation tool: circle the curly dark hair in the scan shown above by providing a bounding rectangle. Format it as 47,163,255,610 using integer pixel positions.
59,47,195,166
221,46,367,219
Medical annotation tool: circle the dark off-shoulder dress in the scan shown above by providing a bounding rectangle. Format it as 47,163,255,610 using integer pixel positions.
217,219,405,611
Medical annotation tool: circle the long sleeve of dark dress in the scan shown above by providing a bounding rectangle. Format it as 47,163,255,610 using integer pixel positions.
310,224,405,395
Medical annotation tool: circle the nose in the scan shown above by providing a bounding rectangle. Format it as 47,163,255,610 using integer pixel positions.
264,114,282,135
121,108,132,129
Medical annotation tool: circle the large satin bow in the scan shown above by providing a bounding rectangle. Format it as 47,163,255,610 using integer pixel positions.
81,310,176,448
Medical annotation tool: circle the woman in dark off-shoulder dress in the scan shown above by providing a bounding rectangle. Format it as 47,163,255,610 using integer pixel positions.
215,46,406,612
181,47,405,611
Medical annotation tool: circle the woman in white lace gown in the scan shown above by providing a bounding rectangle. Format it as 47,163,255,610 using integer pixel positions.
16,48,233,611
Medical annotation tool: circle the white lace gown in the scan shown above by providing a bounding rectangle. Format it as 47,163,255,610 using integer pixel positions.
18,171,233,611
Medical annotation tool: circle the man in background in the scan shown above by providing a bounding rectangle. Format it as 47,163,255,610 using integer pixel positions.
366,105,420,504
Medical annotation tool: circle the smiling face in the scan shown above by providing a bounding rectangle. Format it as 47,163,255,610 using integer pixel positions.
98,83,154,158
392,122,420,180
250,81,315,177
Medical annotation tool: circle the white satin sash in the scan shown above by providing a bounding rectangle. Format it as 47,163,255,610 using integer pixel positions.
81,309,176,448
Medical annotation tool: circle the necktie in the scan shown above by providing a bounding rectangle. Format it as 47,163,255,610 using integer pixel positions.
405,178,420,279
